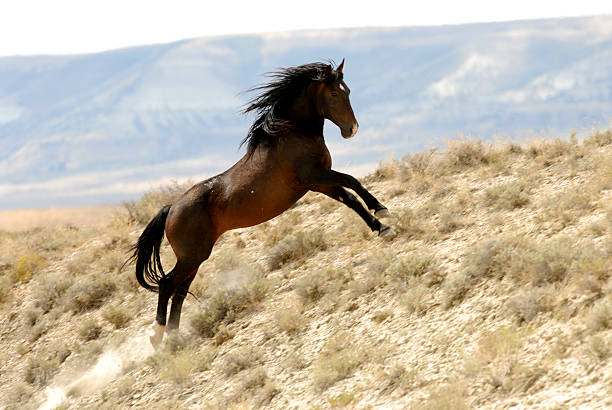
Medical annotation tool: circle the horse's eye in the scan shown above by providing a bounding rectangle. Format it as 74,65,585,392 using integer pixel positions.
331,92,338,97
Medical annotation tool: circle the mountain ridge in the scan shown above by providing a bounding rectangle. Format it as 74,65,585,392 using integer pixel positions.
1,15,612,208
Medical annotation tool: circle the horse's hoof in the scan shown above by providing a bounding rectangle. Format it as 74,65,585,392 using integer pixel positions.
148,322,166,349
375,208,392,218
379,225,397,238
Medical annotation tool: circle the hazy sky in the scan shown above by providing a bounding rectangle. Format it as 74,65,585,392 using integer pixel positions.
2,0,612,56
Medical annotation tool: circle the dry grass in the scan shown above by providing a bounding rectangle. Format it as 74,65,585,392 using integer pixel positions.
65,275,117,313
275,304,306,334
24,353,60,386
415,381,469,410
222,345,262,377
148,346,215,384
101,305,132,329
267,228,327,270
312,332,366,390
32,274,73,313
484,180,530,210
585,296,612,332
190,266,270,339
123,180,191,224
78,318,102,341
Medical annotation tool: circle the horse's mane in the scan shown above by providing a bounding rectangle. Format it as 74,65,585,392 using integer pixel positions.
241,62,342,153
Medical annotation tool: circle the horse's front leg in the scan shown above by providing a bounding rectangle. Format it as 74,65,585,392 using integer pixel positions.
300,168,391,216
314,186,396,237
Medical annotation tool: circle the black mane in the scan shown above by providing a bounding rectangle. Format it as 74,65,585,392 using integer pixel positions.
241,62,342,153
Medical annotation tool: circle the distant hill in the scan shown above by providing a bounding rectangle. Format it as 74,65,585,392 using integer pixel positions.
1,15,612,208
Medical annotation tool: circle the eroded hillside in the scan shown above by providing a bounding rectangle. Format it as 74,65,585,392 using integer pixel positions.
1,132,611,409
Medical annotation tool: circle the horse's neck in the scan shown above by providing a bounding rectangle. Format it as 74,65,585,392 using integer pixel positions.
284,88,324,136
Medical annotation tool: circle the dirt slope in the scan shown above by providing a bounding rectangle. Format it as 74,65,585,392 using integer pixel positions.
0,132,611,409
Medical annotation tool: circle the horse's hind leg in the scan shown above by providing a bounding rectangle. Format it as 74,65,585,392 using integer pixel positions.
167,272,198,332
150,261,198,348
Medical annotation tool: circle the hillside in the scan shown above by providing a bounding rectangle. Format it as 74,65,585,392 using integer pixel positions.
2,15,612,208
1,132,611,409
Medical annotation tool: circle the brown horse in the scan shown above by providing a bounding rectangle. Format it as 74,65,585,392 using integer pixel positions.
132,60,395,347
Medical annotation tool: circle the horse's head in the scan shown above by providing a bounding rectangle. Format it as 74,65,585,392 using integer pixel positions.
317,59,359,139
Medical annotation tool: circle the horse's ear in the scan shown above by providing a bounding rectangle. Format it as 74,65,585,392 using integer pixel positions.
323,64,333,79
337,58,345,73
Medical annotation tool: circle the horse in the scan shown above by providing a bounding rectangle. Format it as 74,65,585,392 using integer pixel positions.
131,59,396,347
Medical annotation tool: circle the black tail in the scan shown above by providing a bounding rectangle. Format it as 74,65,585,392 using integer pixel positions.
131,205,171,292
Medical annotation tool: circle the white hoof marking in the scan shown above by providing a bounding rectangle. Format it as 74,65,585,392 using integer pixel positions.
148,322,166,349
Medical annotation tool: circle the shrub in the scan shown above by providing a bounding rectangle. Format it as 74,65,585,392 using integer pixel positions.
295,271,329,304
401,282,430,315
243,366,268,390
519,238,576,285
328,391,360,408
191,267,269,338
312,332,365,390
401,149,436,176
438,209,464,233
0,275,10,304
65,275,117,313
371,309,393,323
23,306,43,327
24,354,60,386
13,253,45,282
79,318,102,341
484,180,530,210
442,271,472,309
385,363,421,392
32,274,73,313
585,334,612,360
443,139,492,169
506,288,545,324
213,248,243,272
253,380,280,407
584,129,612,147
123,181,191,225
414,381,469,410
4,381,34,407
348,266,386,297
29,322,48,342
267,229,327,270
585,296,612,332
373,158,399,180
148,346,214,384
395,208,431,239
275,305,305,334
102,305,132,329
223,346,261,377
387,253,442,287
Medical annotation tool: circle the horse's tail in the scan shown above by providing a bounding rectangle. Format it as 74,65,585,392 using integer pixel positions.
131,205,171,293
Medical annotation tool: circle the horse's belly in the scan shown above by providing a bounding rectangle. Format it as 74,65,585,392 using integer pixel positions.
219,188,306,231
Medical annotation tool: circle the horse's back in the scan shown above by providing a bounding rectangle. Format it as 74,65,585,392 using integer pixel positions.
165,134,328,248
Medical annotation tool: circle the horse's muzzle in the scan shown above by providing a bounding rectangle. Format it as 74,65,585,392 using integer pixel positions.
342,123,359,139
